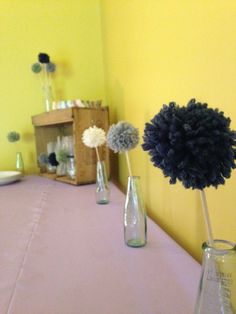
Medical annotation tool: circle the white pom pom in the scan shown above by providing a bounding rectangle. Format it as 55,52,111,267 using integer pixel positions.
82,126,106,148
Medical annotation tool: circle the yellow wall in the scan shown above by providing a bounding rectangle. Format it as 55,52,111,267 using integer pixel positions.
100,0,236,260
0,0,105,173
1,0,236,261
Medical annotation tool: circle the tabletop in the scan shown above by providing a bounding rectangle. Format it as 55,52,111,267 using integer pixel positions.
0,176,201,314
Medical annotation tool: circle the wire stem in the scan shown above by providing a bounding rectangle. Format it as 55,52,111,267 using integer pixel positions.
125,151,132,177
200,189,214,247
95,147,100,162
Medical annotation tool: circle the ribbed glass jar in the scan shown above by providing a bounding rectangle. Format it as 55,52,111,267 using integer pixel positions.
195,239,236,314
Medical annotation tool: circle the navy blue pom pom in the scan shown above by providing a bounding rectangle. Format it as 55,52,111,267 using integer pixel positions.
142,99,236,189
48,152,59,166
38,53,50,64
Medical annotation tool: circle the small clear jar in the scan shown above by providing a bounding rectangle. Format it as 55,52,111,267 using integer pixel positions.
66,155,76,180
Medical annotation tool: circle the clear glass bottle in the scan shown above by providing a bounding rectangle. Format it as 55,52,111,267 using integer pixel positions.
195,239,236,314
16,152,24,173
56,162,67,176
42,83,53,112
124,176,147,248
96,160,109,204
46,163,57,174
67,155,76,180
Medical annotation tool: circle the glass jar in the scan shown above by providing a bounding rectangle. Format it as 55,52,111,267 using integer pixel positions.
195,239,236,314
56,162,67,176
124,176,147,248
46,163,57,174
67,155,76,179
42,84,53,112
16,152,24,173
96,160,109,204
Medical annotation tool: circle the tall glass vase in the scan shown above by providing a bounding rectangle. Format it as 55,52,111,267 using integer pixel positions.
195,239,236,314
124,176,147,248
96,160,109,204
56,162,67,176
42,84,53,112
16,152,24,173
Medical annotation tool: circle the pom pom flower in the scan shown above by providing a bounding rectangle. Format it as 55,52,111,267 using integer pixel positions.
56,148,68,163
46,62,56,73
32,63,42,73
31,52,56,112
107,121,139,176
38,153,48,165
7,131,20,142
48,152,59,166
107,121,139,153
38,53,50,64
142,98,236,246
142,99,236,190
82,126,106,161
82,126,106,148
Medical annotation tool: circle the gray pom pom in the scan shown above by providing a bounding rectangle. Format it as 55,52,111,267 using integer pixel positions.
46,62,56,73
38,153,48,165
7,131,20,142
107,121,139,153
31,63,42,73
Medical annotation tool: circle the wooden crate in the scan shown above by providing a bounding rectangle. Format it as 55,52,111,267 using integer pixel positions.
32,107,110,185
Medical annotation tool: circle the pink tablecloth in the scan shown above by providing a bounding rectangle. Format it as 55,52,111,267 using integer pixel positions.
0,176,200,314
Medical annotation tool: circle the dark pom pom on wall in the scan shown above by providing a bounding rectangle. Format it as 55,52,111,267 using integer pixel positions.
142,99,236,190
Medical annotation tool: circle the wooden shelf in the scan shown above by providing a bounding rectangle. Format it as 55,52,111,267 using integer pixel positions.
32,108,74,126
32,107,110,185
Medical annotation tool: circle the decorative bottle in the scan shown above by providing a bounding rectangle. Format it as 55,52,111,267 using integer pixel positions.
124,176,147,247
42,84,53,112
195,239,236,314
16,152,24,173
67,155,76,180
96,160,109,204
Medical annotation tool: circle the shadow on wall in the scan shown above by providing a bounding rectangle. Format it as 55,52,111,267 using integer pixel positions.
108,80,125,183
53,60,73,101
22,132,34,143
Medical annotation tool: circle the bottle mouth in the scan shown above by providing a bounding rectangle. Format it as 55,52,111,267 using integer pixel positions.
203,239,236,253
128,176,140,179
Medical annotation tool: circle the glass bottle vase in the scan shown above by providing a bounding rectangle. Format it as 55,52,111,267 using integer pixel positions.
42,84,53,112
96,160,109,204
16,152,24,173
56,162,67,176
195,239,236,314
66,155,76,180
124,176,147,248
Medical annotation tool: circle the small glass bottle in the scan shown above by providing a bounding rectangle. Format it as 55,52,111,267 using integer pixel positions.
124,176,147,248
195,239,236,314
67,155,76,180
46,163,57,174
96,160,109,204
56,162,67,176
16,152,24,173
42,83,53,112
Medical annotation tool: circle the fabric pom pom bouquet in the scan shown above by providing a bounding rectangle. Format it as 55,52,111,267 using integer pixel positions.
31,52,56,112
82,126,106,161
107,121,139,176
142,98,236,246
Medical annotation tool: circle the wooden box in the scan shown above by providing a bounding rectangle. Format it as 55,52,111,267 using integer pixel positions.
32,107,109,185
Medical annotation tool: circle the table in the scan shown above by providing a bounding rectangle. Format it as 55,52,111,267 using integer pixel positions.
0,176,200,314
